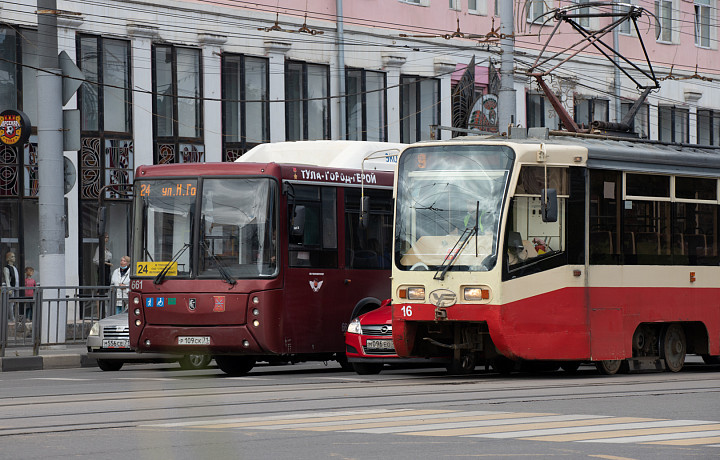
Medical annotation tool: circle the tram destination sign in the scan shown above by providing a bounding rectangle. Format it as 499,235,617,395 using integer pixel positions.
283,165,393,187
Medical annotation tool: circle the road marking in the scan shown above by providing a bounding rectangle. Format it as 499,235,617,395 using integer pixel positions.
30,378,89,381
146,409,720,448
407,417,649,438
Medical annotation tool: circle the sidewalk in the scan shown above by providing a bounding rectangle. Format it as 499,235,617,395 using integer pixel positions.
0,344,97,372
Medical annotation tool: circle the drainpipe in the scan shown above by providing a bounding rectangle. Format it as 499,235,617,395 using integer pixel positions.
336,0,346,139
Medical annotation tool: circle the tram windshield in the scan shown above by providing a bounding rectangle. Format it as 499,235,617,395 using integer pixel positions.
132,178,278,279
394,144,514,272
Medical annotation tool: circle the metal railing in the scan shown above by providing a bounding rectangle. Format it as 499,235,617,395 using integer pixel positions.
0,285,121,357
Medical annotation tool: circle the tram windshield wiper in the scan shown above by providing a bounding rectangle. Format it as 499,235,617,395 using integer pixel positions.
153,243,190,285
200,239,237,286
434,201,480,281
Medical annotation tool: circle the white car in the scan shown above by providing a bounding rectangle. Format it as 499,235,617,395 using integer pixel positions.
87,312,212,371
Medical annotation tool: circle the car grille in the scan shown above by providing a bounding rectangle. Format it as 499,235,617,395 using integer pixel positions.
103,326,129,340
362,325,392,336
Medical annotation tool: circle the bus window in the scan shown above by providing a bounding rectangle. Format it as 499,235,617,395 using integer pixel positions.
506,166,568,275
345,188,393,269
289,185,338,268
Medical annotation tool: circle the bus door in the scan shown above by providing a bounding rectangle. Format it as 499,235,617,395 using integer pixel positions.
286,184,344,353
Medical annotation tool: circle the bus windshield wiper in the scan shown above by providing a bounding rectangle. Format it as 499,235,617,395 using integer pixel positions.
200,240,237,286
154,243,190,285
434,201,480,281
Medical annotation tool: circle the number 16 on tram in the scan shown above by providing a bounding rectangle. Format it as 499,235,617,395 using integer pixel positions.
392,132,720,375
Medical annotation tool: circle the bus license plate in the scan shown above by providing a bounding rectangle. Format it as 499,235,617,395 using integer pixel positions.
103,339,129,349
178,336,211,345
366,339,394,350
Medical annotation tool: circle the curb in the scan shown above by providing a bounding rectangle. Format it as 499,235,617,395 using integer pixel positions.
0,354,97,372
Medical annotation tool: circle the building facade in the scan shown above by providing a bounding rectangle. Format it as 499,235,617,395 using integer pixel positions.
1,0,719,286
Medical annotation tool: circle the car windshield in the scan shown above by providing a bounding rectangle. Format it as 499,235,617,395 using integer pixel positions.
394,144,514,272
132,178,278,279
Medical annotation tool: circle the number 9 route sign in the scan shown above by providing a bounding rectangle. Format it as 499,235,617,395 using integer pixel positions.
0,110,31,147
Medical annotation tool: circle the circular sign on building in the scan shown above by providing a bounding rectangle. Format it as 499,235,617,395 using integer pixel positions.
0,109,32,147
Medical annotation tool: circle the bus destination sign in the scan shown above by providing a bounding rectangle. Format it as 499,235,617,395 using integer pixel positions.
139,182,197,198
285,166,392,187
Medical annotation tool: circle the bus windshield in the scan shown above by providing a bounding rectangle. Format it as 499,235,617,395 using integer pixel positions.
395,144,514,272
133,178,278,279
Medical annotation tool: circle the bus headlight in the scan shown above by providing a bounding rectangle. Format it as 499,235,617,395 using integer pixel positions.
406,287,425,300
133,297,140,305
464,287,490,301
347,318,362,335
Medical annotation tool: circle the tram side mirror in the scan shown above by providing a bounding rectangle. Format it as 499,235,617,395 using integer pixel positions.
360,196,370,229
541,188,558,222
97,206,107,236
292,205,306,236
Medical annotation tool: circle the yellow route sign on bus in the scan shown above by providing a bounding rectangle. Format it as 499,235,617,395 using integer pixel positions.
136,261,177,276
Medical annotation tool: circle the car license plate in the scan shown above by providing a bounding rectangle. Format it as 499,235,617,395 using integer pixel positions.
178,336,211,345
102,339,129,349
366,339,394,350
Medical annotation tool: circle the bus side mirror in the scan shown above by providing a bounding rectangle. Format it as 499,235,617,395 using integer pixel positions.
541,188,557,222
97,206,107,236
360,196,370,229
292,205,306,236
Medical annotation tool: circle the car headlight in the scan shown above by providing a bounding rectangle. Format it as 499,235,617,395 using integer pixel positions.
347,318,362,335
89,322,100,337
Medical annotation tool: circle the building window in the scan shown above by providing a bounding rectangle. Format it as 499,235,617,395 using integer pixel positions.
527,0,549,23
576,0,591,27
658,105,689,143
618,1,637,35
449,0,460,10
222,55,269,161
694,0,712,48
152,45,204,163
285,61,330,141
400,75,440,143
621,101,650,139
655,0,674,42
574,97,608,127
697,109,720,145
526,93,559,129
346,69,387,141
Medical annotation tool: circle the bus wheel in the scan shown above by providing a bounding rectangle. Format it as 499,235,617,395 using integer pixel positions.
595,360,623,375
352,362,383,375
97,359,123,371
179,354,212,370
560,361,581,374
446,353,476,375
662,323,686,372
216,356,255,376
702,355,720,365
491,356,516,375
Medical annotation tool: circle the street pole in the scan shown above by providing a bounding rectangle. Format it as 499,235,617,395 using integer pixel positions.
37,0,66,343
498,0,516,134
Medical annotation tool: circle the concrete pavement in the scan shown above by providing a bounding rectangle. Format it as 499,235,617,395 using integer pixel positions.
0,344,97,372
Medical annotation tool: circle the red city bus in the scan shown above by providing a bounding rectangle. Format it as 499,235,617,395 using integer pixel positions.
128,141,404,375
392,131,720,375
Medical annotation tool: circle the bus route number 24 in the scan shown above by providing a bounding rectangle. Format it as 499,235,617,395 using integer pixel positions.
401,305,412,317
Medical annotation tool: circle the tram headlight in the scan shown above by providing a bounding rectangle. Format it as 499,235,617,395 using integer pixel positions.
347,318,362,335
89,322,100,337
406,287,425,300
464,287,490,301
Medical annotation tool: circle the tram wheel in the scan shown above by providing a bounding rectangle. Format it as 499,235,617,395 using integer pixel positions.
446,353,476,375
702,355,720,365
595,360,624,375
215,356,256,376
662,323,686,372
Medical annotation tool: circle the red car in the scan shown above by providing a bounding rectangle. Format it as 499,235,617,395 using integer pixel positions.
345,299,448,375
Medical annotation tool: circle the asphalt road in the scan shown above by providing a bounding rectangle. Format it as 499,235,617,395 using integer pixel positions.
1,359,720,460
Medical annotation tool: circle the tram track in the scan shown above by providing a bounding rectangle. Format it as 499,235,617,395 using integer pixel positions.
2,369,719,437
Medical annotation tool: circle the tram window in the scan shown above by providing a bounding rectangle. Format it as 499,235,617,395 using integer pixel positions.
504,166,569,278
589,170,621,264
345,188,393,269
623,200,672,265
289,185,338,268
672,202,719,266
676,177,716,201
626,173,669,198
